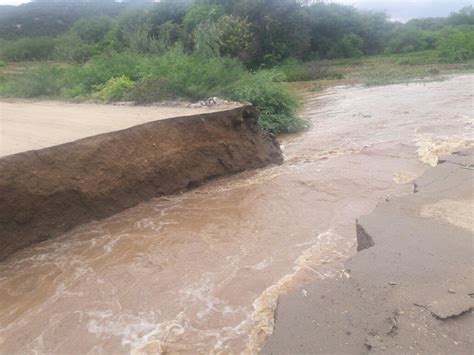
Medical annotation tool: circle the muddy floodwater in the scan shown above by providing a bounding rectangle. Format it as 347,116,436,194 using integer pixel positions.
0,75,472,354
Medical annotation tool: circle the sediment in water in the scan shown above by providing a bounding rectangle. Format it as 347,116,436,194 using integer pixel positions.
263,149,474,354
0,106,282,261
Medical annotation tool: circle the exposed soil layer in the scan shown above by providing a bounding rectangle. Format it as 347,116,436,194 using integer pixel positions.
263,149,474,354
0,106,282,260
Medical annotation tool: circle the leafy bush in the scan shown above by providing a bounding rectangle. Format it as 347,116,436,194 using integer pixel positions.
217,15,253,59
92,75,134,102
224,70,308,134
64,53,152,96
190,15,253,60
70,16,114,44
150,49,246,100
155,21,185,51
385,30,438,54
437,28,474,62
182,3,224,32
128,77,173,104
0,37,57,61
121,20,162,54
0,65,64,97
193,21,221,58
54,33,98,63
328,34,364,59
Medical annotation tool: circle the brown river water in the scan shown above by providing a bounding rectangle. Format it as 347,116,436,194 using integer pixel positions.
0,75,473,354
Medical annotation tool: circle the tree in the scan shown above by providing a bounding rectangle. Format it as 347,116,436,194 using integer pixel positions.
217,15,253,59
193,21,221,58
70,16,114,44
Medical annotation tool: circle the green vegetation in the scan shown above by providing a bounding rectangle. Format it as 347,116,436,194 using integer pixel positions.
93,75,135,102
0,1,473,134
289,52,474,90
437,28,474,62
0,37,57,61
0,65,65,97
224,70,307,134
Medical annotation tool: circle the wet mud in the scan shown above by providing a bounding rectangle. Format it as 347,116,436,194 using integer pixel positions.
264,149,474,354
0,75,472,353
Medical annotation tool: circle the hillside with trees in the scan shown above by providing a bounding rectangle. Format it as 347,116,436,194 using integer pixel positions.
0,0,473,133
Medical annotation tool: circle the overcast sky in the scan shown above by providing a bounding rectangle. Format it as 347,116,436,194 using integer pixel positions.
0,0,472,22
332,0,472,22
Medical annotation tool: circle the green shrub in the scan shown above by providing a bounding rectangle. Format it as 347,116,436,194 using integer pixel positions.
182,3,224,32
217,15,253,58
437,28,474,62
128,77,173,104
64,53,152,96
150,48,246,100
121,20,162,54
328,34,364,59
224,70,308,134
192,21,222,58
92,75,135,102
0,65,64,97
0,60,6,67
155,21,185,51
0,37,57,61
70,16,114,44
54,33,98,63
385,30,439,54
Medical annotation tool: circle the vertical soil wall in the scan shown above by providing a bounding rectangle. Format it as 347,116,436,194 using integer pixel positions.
0,106,282,260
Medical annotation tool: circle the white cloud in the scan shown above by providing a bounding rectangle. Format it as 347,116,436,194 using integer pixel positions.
1,0,29,4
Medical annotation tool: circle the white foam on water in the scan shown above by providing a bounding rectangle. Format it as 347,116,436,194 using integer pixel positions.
129,229,352,354
86,310,160,348
244,229,351,354
415,135,474,167
393,171,418,184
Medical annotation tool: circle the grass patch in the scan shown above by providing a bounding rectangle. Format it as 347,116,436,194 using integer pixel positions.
347,52,474,86
290,51,474,88
277,58,344,82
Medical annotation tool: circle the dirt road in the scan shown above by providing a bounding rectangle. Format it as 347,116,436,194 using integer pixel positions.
0,99,239,157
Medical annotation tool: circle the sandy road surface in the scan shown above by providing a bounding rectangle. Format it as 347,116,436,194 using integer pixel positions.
0,100,239,157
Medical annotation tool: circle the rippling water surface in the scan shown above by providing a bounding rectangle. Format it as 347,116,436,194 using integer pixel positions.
1,75,473,354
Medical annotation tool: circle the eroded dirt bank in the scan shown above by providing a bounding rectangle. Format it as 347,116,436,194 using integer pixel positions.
263,149,474,354
0,106,282,260
0,75,472,354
